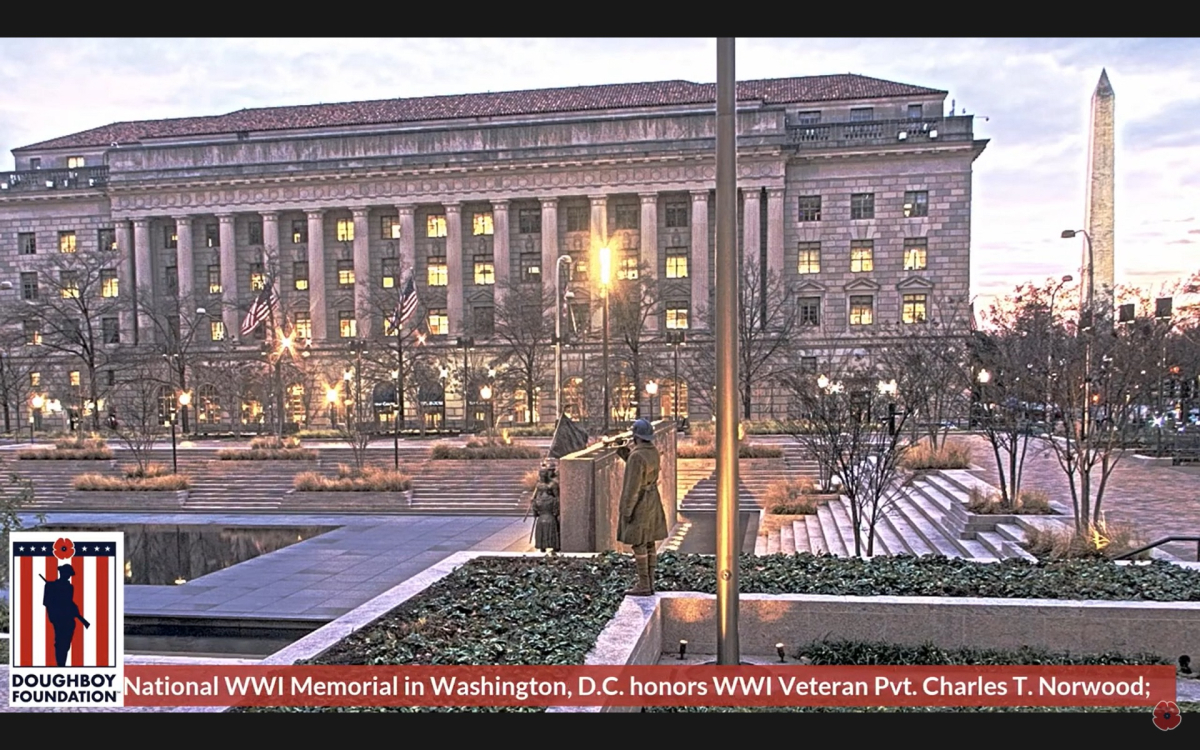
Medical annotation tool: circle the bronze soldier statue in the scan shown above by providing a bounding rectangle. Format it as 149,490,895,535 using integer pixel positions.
531,460,561,553
42,564,90,667
617,418,666,596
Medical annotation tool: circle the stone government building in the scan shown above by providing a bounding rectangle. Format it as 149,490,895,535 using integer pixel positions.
0,73,987,433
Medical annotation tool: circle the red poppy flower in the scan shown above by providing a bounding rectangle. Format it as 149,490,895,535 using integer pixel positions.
1153,700,1181,731
53,537,75,560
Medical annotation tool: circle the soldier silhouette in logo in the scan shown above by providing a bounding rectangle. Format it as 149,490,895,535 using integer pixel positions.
42,564,90,667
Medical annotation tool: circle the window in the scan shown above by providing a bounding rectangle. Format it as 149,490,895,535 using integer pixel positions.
165,265,178,294
797,242,820,274
336,219,354,242
566,206,589,232
908,104,924,120
291,220,307,244
666,306,689,330
521,253,540,282
25,320,41,345
248,220,263,246
798,195,822,222
850,296,874,326
572,258,588,283
381,215,401,239
101,268,119,297
250,263,265,291
903,293,928,324
98,228,116,251
293,261,309,291
474,256,495,285
164,227,177,249
800,357,818,374
428,309,448,336
105,370,115,387
210,320,225,341
618,250,639,280
208,265,222,294
294,313,312,341
29,158,40,170
337,259,355,287
569,302,591,335
518,209,541,234
664,201,688,228
614,204,638,230
205,224,219,247
339,311,357,338
851,240,874,272
903,191,929,218
19,232,36,255
381,257,398,288
60,270,79,298
21,272,38,300
904,238,928,271
102,317,120,344
69,371,80,387
427,257,447,286
473,212,494,236
67,156,85,169
799,297,821,326
850,107,874,121
59,231,76,253
666,250,689,279
851,193,875,220
796,111,821,124
472,306,494,336
427,215,447,238
30,372,40,387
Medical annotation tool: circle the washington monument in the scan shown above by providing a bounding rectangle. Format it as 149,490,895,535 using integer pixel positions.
1083,69,1115,313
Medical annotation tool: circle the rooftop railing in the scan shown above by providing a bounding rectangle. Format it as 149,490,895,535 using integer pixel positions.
0,165,109,192
787,115,974,149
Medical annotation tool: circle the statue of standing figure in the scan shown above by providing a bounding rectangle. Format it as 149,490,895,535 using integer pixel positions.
530,460,561,553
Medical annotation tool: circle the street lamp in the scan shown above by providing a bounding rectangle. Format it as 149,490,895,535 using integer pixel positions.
170,391,190,474
347,339,368,430
456,337,474,432
554,254,573,422
1046,274,1073,424
599,245,611,433
666,330,686,425
1062,229,1095,445
30,394,44,443
645,381,659,422
480,384,493,435
326,387,340,428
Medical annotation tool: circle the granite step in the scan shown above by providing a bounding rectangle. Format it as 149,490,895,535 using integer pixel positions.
804,515,827,555
792,520,811,554
815,502,848,557
890,494,967,558
779,523,796,555
825,497,860,557
879,505,934,556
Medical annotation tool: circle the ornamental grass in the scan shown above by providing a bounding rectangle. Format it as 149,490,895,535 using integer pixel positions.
293,464,412,492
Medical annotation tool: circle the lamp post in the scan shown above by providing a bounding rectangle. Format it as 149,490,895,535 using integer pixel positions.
326,386,339,429
174,391,191,474
599,245,611,433
30,394,44,443
392,368,401,470
554,254,573,422
347,339,367,431
667,330,686,424
439,365,450,430
456,337,474,432
1062,229,1095,449
645,381,658,422
480,384,493,435
1046,275,1073,427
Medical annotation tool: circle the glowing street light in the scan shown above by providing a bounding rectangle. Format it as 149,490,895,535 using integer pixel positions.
599,245,612,433
977,369,991,384
817,374,830,390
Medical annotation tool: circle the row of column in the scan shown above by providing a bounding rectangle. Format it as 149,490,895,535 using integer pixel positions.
118,187,785,345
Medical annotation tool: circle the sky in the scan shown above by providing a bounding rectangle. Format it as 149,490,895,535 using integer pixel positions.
1,37,1197,311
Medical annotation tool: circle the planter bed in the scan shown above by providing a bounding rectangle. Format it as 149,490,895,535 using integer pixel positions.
285,490,412,511
62,489,188,509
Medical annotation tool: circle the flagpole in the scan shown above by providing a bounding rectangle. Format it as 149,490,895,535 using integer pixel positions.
395,289,403,471
264,275,283,438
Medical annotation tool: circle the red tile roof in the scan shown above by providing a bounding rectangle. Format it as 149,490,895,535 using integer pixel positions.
17,74,945,151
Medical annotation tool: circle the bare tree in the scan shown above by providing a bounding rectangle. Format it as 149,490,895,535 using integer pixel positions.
0,327,37,434
607,263,660,421
106,355,173,475
492,277,554,425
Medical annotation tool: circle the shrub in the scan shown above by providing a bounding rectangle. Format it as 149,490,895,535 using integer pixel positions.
293,465,412,492
217,447,318,460
18,435,112,460
430,441,541,460
72,470,190,491
899,441,972,470
295,429,343,439
677,441,782,459
1022,519,1149,561
521,470,540,493
250,435,302,450
761,477,829,515
966,486,1054,515
504,425,557,437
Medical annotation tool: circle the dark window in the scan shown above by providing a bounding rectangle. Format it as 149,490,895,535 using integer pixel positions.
29,158,40,170
569,302,590,335
24,320,41,345
164,226,177,249
381,257,398,288
521,253,541,283
566,206,589,232
800,356,818,374
796,111,821,124
291,220,307,244
102,317,120,344
850,107,874,122
18,232,36,255
614,204,638,230
293,261,309,291
98,228,116,252
798,196,821,222
20,272,38,300
105,370,115,386
165,265,178,294
851,193,875,220
908,104,924,120
59,270,79,297
518,209,541,234
799,297,820,326
205,224,219,247
665,202,688,228
904,191,929,218
248,220,263,246
472,306,494,336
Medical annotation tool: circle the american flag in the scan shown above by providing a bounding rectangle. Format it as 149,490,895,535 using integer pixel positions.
241,275,279,337
392,272,419,331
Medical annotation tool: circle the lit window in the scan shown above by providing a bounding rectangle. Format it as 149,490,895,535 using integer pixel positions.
566,206,589,233
98,228,116,251
67,156,85,169
339,311,357,338
70,371,80,387
164,227,178,249
381,258,398,289
521,254,540,282
208,265,222,294
294,313,312,340
427,257,447,287
30,372,40,387
293,261,309,291
337,259,355,287
904,238,928,271
850,194,874,220
25,320,41,346
291,220,307,244
797,243,820,274
903,293,928,324
798,196,821,222
205,224,219,247
428,309,448,336
60,271,79,298
850,296,874,326
474,257,495,285
572,258,589,283
381,216,401,239
665,202,688,228
101,269,119,297
666,251,689,279
851,241,874,273
250,263,265,291
210,320,225,341
19,233,36,255
618,251,639,280
666,306,689,329
799,297,820,326
336,219,354,242
904,191,929,218
518,209,541,234
473,212,494,236
427,215,447,238
58,231,76,253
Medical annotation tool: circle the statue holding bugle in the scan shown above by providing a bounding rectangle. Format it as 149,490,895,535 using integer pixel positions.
41,564,90,666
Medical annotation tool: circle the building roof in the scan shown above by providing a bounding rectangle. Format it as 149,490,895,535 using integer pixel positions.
17,74,946,152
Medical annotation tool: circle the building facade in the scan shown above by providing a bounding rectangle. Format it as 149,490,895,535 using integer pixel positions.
0,74,986,434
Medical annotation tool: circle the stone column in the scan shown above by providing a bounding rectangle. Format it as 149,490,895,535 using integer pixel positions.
589,195,609,332
218,214,238,343
132,218,152,345
540,198,559,296
261,211,280,277
640,193,659,331
396,205,416,279
444,202,464,336
742,187,762,274
115,220,134,344
175,216,195,340
766,187,785,280
492,200,510,305
352,207,371,339
306,210,327,341
690,190,710,325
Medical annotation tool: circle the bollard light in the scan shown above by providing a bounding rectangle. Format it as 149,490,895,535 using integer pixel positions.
776,643,786,663
678,640,688,660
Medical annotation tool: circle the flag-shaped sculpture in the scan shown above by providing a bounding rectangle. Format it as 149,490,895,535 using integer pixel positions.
241,275,279,337
392,272,419,331
548,413,589,459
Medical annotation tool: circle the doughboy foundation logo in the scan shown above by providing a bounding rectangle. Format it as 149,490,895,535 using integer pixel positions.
8,531,124,707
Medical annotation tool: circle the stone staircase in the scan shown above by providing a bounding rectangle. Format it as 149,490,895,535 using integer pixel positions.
406,459,539,515
678,454,823,513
